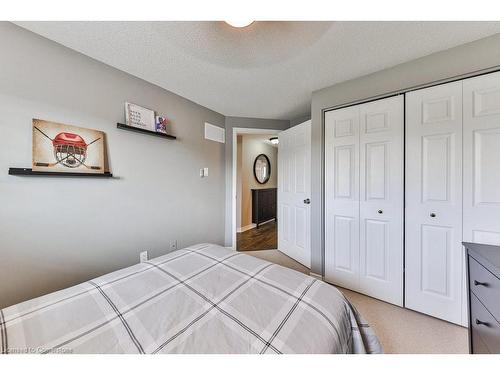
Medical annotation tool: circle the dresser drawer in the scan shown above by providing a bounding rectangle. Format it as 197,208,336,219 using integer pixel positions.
469,256,500,319
470,293,500,353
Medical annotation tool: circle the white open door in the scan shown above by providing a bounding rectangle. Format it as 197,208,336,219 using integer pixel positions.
278,120,311,268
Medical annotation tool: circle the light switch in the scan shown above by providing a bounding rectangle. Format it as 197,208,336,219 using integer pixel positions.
203,167,209,177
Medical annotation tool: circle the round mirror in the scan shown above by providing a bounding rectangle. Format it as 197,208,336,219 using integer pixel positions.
253,154,271,184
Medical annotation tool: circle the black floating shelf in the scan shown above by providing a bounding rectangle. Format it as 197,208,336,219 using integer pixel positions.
117,123,176,140
9,168,113,178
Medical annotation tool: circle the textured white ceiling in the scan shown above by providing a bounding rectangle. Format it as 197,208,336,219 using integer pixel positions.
15,21,500,120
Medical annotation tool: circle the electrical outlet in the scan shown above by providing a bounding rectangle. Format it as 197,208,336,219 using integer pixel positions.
170,240,177,252
139,251,148,263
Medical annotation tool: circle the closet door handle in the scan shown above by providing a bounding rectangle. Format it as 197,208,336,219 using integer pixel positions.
430,213,436,218
303,198,311,204
475,319,489,327
377,209,383,214
474,280,488,287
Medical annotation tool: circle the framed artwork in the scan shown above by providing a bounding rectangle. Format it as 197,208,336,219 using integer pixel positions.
32,119,105,174
125,102,156,132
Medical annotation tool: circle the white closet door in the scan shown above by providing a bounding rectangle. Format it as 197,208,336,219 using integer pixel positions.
359,96,404,306
463,71,500,246
405,81,464,325
324,106,360,289
277,120,311,267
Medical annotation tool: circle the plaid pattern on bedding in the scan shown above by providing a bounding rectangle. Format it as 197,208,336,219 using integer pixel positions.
0,244,382,354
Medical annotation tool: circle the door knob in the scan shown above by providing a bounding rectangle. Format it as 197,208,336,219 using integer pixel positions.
377,209,383,214
430,213,436,218
303,198,311,204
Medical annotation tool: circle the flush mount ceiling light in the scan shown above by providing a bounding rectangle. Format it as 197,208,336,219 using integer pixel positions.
225,20,254,28
269,137,279,145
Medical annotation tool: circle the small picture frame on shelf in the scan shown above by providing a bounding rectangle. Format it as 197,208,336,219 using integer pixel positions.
155,116,169,134
125,102,156,132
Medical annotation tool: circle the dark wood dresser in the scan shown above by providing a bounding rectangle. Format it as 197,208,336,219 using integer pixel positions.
464,242,500,354
251,188,277,228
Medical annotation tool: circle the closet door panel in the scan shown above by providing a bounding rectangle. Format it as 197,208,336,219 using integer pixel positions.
359,96,404,306
324,106,360,289
422,133,453,202
463,72,500,327
405,81,464,325
463,71,500,246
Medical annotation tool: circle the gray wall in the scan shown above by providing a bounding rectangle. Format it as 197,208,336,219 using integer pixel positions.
310,32,500,275
0,22,226,308
224,117,290,246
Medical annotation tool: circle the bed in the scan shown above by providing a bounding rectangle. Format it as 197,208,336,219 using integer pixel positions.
0,243,382,354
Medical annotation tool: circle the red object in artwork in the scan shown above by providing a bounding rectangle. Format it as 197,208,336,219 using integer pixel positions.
52,132,88,150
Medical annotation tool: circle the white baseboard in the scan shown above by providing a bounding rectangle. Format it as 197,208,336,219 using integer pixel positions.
237,223,256,233
258,218,276,227
237,219,276,233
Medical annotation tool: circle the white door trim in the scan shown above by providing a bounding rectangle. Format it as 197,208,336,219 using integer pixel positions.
230,127,281,250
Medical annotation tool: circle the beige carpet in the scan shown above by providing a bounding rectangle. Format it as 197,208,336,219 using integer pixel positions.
245,249,468,354
243,249,310,274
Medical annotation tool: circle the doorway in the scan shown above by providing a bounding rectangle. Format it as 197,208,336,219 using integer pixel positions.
235,133,279,251
230,128,281,251
229,122,312,268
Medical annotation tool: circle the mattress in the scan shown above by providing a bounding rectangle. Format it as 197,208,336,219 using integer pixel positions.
0,243,382,354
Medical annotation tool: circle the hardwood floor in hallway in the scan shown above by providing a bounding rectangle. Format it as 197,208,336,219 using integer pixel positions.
237,220,277,251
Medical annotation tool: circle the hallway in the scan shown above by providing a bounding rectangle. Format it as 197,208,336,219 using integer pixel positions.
236,220,277,251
